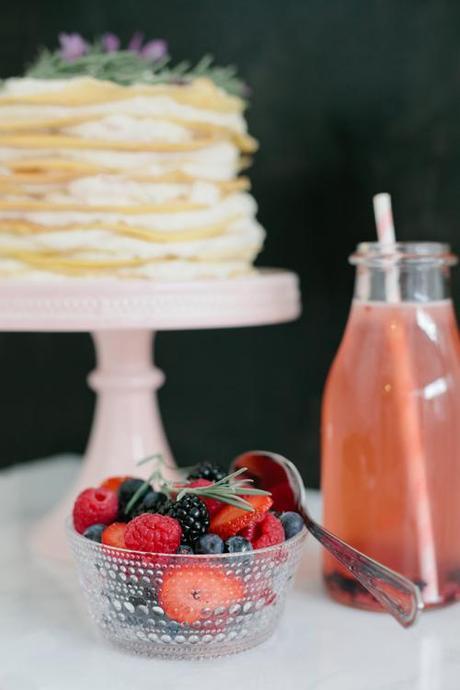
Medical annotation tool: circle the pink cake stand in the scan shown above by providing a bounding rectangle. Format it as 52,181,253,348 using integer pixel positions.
0,268,300,557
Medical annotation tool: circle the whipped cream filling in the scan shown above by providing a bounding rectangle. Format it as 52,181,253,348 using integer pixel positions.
0,141,240,180
62,115,192,144
51,177,223,206
2,78,75,96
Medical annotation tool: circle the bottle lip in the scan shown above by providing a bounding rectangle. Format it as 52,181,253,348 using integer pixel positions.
350,241,458,266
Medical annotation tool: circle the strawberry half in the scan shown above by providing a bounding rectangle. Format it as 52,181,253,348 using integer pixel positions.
159,566,245,625
101,522,127,548
171,479,222,517
188,479,222,517
100,475,131,492
209,494,273,540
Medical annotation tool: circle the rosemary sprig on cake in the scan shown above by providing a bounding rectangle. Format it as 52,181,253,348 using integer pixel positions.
25,32,249,98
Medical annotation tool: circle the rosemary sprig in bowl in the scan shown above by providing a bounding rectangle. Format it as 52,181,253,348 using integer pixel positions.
125,455,269,516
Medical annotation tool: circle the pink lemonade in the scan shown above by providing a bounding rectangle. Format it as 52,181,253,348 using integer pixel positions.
322,298,460,609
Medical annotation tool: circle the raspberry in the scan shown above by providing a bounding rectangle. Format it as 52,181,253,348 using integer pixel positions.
209,494,272,540
251,513,285,549
124,514,182,554
188,479,222,517
102,522,127,549
159,566,245,624
73,487,118,534
239,523,256,541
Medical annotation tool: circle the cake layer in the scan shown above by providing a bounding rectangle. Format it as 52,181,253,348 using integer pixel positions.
0,256,253,280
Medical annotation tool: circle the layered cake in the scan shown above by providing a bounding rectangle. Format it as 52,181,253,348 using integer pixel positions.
0,34,264,280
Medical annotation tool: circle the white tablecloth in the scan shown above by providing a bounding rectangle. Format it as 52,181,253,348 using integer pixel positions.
1,456,459,690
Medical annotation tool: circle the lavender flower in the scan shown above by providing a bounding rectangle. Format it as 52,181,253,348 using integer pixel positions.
128,32,168,61
58,32,88,62
141,39,168,61
101,32,120,53
128,31,144,54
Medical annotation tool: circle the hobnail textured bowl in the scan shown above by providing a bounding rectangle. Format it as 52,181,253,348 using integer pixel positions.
67,520,306,659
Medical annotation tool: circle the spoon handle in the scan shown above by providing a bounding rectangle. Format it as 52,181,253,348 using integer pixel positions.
305,516,423,627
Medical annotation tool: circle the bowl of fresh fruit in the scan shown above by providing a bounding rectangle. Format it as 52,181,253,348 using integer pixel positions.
67,459,306,659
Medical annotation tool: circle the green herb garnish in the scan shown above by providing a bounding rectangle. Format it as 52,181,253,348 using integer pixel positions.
24,34,248,98
124,455,270,515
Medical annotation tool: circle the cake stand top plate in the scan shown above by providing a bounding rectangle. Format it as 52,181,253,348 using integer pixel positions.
0,268,300,331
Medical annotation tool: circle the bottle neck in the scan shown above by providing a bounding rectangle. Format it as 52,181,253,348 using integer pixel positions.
353,263,453,303
350,242,457,304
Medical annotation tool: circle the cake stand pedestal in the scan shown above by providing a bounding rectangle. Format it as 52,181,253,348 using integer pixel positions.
0,269,300,558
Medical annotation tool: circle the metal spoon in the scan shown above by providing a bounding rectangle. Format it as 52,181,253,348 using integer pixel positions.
231,450,423,628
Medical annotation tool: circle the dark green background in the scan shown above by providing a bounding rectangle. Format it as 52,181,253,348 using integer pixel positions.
0,0,459,485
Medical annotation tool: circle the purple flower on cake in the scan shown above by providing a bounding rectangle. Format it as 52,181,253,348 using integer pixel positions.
101,32,120,53
141,39,168,61
128,31,144,54
58,32,88,62
128,32,168,61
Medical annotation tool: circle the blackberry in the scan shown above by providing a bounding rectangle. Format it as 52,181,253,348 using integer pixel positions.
187,462,226,483
167,495,210,546
130,491,169,518
156,498,174,515
118,478,152,519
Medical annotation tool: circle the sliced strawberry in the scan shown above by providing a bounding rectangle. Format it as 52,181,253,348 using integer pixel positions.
101,522,127,548
171,479,223,517
188,479,222,517
209,494,272,540
100,475,131,492
159,566,245,625
251,513,284,549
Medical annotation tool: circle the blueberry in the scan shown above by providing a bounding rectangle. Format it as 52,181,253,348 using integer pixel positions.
224,536,253,553
177,544,194,555
195,533,224,554
130,490,168,518
83,523,105,542
118,478,152,519
280,512,304,539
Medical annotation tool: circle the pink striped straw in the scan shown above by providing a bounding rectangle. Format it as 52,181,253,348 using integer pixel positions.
373,193,396,246
372,193,439,603
373,193,400,302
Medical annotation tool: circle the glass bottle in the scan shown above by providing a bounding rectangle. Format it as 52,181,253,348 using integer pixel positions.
321,242,460,608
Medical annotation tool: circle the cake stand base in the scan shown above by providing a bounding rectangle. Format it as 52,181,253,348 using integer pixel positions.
0,269,300,558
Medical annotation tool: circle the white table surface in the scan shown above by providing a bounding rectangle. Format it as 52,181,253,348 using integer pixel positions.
2,457,460,690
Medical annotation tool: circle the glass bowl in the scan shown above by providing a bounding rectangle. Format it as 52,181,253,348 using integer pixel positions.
66,519,306,659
